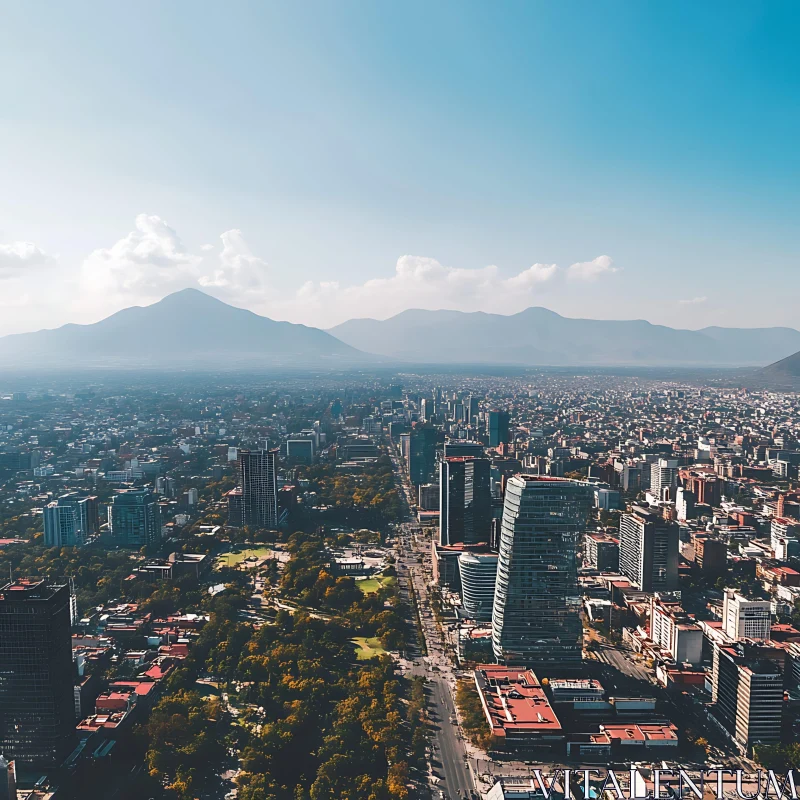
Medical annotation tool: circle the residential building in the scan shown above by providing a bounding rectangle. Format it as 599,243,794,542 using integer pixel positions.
110,488,162,548
619,505,678,592
491,475,590,666
236,449,278,529
43,492,98,547
0,580,75,767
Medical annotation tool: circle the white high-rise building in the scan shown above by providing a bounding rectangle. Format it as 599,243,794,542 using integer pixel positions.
650,458,679,500
722,589,771,641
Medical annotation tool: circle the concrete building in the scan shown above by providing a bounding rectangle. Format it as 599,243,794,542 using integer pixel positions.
722,589,771,642
585,532,619,571
235,449,278,529
712,642,784,754
619,506,678,592
649,596,703,665
43,492,98,547
650,458,679,500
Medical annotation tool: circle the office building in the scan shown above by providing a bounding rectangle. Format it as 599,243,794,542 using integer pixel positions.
722,589,771,641
43,492,98,547
694,536,727,578
286,437,315,464
439,457,491,546
585,532,619,571
0,580,75,767
408,426,437,486
236,449,278,529
619,506,678,592
418,483,440,511
443,440,484,459
712,643,783,754
491,476,590,666
458,552,498,622
649,458,679,500
110,488,162,548
487,410,510,447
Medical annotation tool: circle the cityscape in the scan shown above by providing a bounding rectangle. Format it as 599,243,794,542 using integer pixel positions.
3,2,800,799
1,368,800,798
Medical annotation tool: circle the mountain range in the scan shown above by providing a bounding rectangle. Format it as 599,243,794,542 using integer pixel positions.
0,289,368,369
0,291,798,370
328,307,800,367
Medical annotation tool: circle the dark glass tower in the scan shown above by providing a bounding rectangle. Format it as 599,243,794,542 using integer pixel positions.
110,488,162,547
439,457,491,546
491,475,590,667
0,580,75,767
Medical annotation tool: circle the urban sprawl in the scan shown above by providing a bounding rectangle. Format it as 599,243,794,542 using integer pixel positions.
1,372,800,800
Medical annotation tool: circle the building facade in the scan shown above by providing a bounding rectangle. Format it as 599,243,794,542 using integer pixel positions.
458,551,498,622
43,492,98,547
722,589,771,641
0,580,75,767
110,488,162,548
619,506,678,592
491,476,590,666
236,449,278,529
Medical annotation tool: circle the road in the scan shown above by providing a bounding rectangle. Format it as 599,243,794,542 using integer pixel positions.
389,444,475,800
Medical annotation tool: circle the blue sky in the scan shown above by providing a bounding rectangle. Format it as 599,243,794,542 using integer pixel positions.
1,1,799,334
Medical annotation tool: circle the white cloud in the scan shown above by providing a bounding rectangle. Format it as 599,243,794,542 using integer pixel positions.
198,229,269,293
0,241,54,276
567,255,618,281
81,213,201,299
679,296,707,305
287,254,566,325
5,211,614,333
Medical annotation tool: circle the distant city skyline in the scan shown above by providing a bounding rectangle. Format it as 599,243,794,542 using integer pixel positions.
2,2,800,335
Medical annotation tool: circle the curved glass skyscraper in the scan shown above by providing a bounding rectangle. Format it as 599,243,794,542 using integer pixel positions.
491,475,590,667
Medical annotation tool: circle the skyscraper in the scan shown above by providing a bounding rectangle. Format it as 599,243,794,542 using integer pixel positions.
458,551,498,622
110,488,162,548
408,426,437,487
0,579,75,767
237,449,278,529
487,410,510,447
491,475,590,667
619,505,679,591
439,457,491,546
43,492,97,547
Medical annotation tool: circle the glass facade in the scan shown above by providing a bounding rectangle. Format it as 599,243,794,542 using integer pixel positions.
491,476,590,666
0,580,75,767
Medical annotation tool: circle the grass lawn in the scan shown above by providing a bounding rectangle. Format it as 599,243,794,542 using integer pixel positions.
217,547,272,568
356,575,397,594
351,636,387,660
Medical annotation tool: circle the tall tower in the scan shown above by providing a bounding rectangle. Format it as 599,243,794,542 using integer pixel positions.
487,410,510,447
0,580,75,768
491,475,590,667
237,449,278,529
439,457,491,546
619,505,679,592
43,492,96,547
110,488,162,548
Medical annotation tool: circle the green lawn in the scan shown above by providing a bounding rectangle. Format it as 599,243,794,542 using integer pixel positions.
217,547,272,568
351,636,387,660
356,575,397,594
